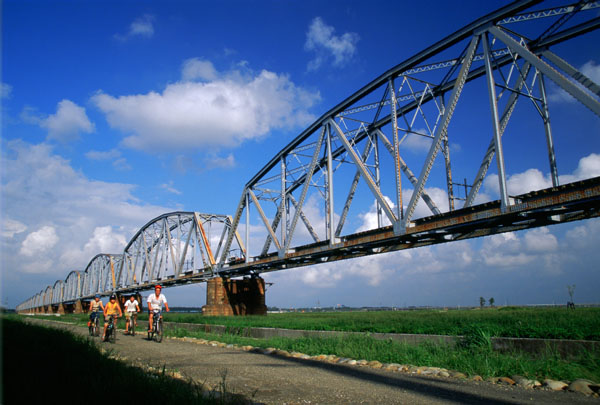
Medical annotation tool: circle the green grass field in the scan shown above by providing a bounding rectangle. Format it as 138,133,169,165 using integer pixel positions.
26,307,600,383
165,326,600,382
147,306,600,340
55,306,600,340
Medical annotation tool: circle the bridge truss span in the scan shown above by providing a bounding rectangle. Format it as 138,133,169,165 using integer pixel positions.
219,0,600,271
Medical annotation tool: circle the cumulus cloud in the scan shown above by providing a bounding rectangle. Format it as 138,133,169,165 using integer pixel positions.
20,226,59,257
86,148,131,171
86,149,121,161
305,17,359,71
484,153,600,197
1,141,171,282
401,132,433,153
204,153,236,169
92,63,320,152
181,58,218,81
2,219,27,238
115,14,155,41
160,181,182,195
1,82,12,99
22,99,94,142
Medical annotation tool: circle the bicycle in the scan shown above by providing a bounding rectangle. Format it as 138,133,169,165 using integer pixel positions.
126,312,136,336
89,312,100,337
104,315,118,343
147,309,163,343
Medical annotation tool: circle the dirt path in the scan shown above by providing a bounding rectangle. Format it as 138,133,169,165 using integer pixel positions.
28,319,597,405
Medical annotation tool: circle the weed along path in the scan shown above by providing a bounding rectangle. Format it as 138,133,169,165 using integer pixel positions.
28,318,598,405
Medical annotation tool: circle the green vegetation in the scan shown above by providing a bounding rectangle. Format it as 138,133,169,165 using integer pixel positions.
55,306,600,340
1,316,249,404
166,326,600,382
140,307,599,340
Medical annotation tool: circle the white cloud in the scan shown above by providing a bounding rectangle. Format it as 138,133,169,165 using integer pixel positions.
1,82,12,99
204,153,236,169
86,148,131,171
115,14,155,40
86,149,121,161
305,17,359,71
581,60,600,85
524,227,558,252
1,219,27,238
160,182,182,195
112,157,132,171
28,99,94,142
401,133,432,153
484,153,600,197
1,141,171,281
92,63,320,152
20,226,59,257
182,58,218,81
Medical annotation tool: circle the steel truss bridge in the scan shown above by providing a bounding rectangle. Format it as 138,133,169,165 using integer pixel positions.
18,0,600,312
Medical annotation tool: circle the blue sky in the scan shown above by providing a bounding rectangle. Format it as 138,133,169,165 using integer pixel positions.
2,1,600,309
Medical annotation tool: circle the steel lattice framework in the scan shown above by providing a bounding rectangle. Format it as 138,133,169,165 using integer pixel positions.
17,0,600,312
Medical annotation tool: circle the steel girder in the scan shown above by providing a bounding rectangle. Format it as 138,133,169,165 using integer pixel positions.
116,212,245,290
80,254,123,298
219,0,600,265
51,280,64,305
19,212,245,307
63,271,81,302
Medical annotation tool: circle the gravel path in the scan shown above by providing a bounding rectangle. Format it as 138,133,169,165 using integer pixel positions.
29,318,598,405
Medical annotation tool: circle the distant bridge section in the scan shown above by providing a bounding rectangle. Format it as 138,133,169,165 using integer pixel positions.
18,0,600,314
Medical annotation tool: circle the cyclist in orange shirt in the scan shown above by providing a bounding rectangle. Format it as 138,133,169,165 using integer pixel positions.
102,294,122,340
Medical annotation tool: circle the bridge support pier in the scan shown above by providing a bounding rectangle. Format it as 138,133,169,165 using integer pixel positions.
202,276,267,316
53,303,65,315
73,300,84,314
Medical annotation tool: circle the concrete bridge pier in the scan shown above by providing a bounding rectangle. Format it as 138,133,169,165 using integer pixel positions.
52,303,66,314
202,276,267,316
73,300,85,314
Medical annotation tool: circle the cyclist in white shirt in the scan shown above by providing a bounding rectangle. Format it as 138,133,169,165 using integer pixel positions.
124,295,140,335
147,285,169,332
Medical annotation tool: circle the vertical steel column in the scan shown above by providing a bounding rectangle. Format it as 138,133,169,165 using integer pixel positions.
326,123,335,245
245,191,250,263
373,131,383,228
538,72,559,187
389,78,403,222
280,157,286,254
483,31,510,212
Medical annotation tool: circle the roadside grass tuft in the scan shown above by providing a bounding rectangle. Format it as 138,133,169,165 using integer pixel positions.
166,327,600,382
1,316,250,404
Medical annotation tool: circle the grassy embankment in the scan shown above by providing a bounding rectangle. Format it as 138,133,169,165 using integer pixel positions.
1,316,249,404
38,307,600,382
58,306,600,339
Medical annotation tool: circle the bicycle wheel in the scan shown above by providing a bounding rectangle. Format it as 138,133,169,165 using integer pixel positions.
155,318,163,343
130,316,135,336
110,325,117,343
94,318,99,337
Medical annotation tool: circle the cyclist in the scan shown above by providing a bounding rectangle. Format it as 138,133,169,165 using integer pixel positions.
124,295,140,335
88,295,104,330
102,294,122,341
147,285,169,332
